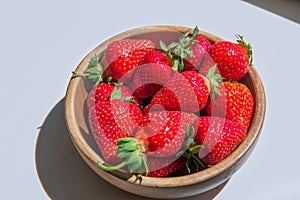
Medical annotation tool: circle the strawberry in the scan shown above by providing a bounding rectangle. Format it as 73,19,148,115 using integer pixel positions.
87,83,141,109
183,35,211,71
131,50,173,99
206,81,254,129
103,39,155,82
97,111,197,176
89,99,142,165
193,116,247,165
148,70,217,113
209,35,253,81
87,82,114,109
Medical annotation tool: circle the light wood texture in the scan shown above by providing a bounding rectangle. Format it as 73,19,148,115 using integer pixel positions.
64,25,266,199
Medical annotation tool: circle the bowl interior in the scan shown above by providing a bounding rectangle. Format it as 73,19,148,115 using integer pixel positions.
65,25,266,188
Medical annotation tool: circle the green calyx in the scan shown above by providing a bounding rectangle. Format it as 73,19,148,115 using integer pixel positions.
160,26,200,72
97,138,149,177
236,34,253,66
176,125,206,173
109,88,136,105
72,54,104,86
182,144,206,173
206,64,222,102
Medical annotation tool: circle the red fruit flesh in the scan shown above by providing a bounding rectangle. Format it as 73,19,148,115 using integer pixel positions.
206,82,254,129
194,116,247,165
89,100,142,164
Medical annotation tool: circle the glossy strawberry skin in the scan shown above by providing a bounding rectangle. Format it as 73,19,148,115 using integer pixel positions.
103,39,155,82
209,41,249,81
193,116,247,165
136,111,197,157
87,83,115,110
206,82,254,129
106,39,155,64
89,100,142,164
131,50,173,99
198,55,216,76
184,35,211,71
87,83,140,110
149,71,210,113
146,156,186,177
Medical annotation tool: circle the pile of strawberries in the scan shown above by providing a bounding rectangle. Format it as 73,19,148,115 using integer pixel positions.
74,26,254,178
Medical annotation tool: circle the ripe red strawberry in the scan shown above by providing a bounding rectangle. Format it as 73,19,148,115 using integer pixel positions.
87,82,114,109
87,83,141,109
131,50,173,99
183,35,211,71
146,156,186,177
136,111,197,157
209,35,253,81
103,39,155,82
106,39,155,64
193,116,247,165
148,70,211,113
97,111,197,176
206,81,254,129
89,100,142,165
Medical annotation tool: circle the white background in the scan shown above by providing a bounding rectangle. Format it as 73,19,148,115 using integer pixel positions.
1,0,300,199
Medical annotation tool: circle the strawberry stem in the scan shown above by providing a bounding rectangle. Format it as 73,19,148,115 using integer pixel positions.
97,138,149,177
97,161,126,171
73,54,104,86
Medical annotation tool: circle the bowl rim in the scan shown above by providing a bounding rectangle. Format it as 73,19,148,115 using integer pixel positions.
65,25,266,188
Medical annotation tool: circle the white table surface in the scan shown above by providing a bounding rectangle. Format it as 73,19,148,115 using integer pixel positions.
1,0,300,199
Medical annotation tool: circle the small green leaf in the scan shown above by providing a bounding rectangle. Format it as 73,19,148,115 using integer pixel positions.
160,40,168,52
181,30,190,39
235,34,253,66
168,42,178,50
192,26,199,38
110,88,122,100
179,39,185,47
214,86,221,95
207,64,217,76
129,158,142,173
189,145,205,154
185,125,191,136
117,151,131,158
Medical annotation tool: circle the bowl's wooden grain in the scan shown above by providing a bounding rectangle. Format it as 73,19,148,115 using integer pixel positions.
65,25,266,199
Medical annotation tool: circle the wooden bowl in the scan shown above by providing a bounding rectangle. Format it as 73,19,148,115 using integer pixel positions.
65,25,266,199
